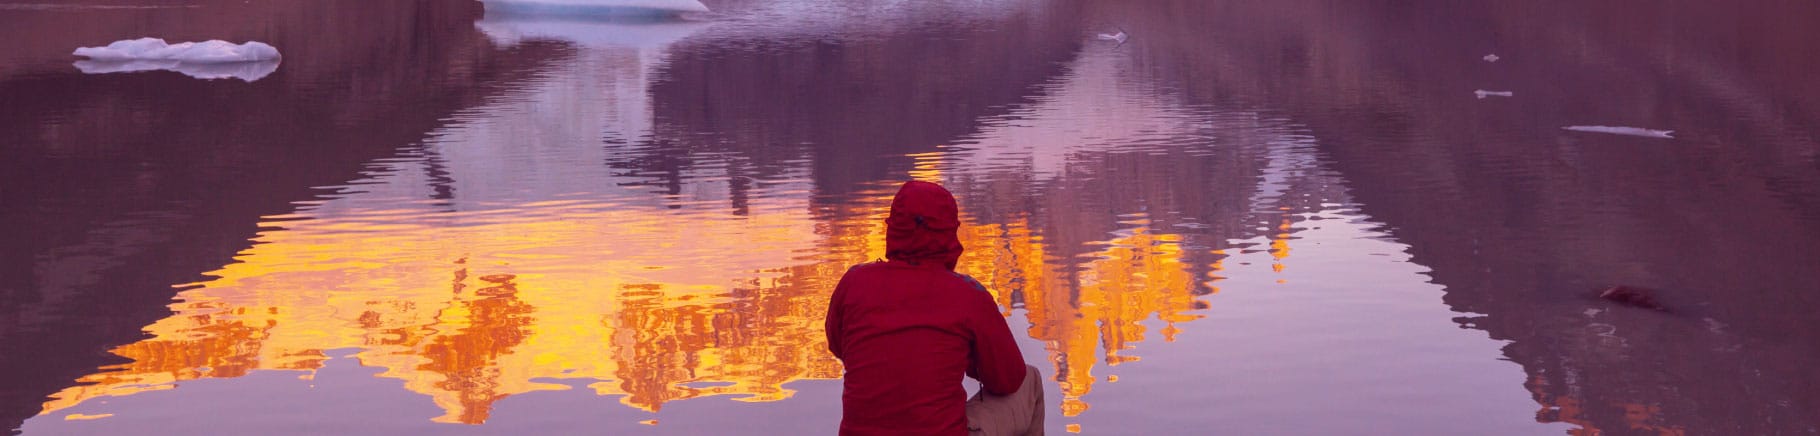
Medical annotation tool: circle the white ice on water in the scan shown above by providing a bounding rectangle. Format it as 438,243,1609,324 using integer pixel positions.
74,38,280,62
71,38,281,82
479,0,709,15
1474,90,1513,99
1096,31,1127,43
1562,125,1675,139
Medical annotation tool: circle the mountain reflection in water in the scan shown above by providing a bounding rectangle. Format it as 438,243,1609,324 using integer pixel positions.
4,1,1819,435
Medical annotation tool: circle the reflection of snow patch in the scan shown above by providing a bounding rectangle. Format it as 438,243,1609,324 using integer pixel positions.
1095,31,1127,43
1482,54,1500,62
74,59,279,82
74,38,280,62
1562,125,1674,139
480,0,709,16
1473,90,1513,99
476,15,711,49
474,11,711,143
1251,133,1320,209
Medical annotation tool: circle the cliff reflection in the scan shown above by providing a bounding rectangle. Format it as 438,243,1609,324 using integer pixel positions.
33,45,1346,431
21,0,1374,430
36,177,847,422
0,1,571,431
1090,1,1820,433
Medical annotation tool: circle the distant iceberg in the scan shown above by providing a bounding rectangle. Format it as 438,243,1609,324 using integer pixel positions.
1562,125,1674,139
479,0,709,17
73,38,280,63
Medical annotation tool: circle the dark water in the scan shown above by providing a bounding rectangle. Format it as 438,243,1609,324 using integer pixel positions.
3,1,1818,434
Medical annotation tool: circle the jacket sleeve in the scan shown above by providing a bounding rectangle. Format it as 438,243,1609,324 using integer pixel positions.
967,286,1027,396
824,268,851,360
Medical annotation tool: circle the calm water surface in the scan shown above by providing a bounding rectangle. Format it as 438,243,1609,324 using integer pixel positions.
4,1,1819,435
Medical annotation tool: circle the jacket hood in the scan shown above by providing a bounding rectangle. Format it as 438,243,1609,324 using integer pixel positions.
884,181,963,270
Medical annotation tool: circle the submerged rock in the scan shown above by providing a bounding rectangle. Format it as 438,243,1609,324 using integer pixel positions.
1599,285,1667,311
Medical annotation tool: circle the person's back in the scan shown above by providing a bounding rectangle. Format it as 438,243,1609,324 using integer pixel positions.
824,181,1044,436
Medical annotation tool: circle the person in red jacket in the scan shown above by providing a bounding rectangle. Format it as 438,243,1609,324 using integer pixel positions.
824,180,1045,436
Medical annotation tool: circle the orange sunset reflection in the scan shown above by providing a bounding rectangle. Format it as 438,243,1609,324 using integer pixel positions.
39,182,860,423
39,153,1249,426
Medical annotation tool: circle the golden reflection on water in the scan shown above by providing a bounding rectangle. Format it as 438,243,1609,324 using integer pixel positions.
40,191,858,423
1009,220,1200,418
38,154,1236,426
1525,374,1688,436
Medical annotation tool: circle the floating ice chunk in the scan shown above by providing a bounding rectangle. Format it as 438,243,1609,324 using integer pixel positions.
1474,90,1513,99
479,0,709,16
1096,31,1128,43
73,38,280,63
1562,125,1675,139
73,59,279,82
72,38,279,81
1483,54,1500,62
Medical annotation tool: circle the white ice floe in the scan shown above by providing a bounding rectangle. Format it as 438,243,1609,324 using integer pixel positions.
73,59,279,82
71,38,280,81
479,0,709,16
1474,90,1513,99
74,38,280,63
1096,30,1128,43
1562,125,1675,139
1483,54,1500,62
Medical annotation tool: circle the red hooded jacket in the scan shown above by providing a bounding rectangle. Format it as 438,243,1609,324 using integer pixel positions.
824,181,1029,436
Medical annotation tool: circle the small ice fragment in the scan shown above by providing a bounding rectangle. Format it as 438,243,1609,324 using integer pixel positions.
1483,54,1500,62
1474,90,1513,99
74,38,280,62
1562,125,1675,139
1703,317,1727,332
479,0,709,16
1096,27,1128,43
